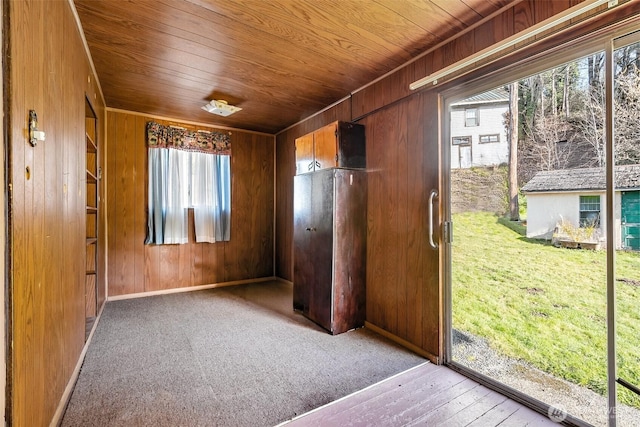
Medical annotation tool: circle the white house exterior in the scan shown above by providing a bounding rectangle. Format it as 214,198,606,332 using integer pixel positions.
522,165,640,250
450,88,509,169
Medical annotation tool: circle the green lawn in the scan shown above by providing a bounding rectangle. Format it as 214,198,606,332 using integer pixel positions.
452,212,640,408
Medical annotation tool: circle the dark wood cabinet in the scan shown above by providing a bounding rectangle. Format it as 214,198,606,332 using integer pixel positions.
293,168,367,335
294,121,365,175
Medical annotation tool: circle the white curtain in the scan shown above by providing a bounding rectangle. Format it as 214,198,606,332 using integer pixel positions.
214,155,231,241
145,147,168,244
145,148,231,245
163,149,189,243
191,152,217,243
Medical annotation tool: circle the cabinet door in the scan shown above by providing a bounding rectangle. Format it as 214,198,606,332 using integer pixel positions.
332,169,367,334
307,170,335,330
313,122,338,171
295,133,314,174
293,174,314,311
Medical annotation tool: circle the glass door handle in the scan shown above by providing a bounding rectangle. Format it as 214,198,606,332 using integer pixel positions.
429,190,438,249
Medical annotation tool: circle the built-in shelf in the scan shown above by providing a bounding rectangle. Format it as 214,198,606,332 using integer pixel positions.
86,170,97,183
86,103,99,342
86,133,97,153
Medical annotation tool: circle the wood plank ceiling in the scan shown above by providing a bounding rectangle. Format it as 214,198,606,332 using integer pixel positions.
74,0,516,134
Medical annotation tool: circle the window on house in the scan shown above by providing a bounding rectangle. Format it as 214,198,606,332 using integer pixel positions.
579,195,601,227
452,136,472,145
479,134,499,143
465,108,479,126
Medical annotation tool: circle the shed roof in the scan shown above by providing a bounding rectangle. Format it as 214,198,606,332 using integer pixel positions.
451,87,510,106
522,165,640,193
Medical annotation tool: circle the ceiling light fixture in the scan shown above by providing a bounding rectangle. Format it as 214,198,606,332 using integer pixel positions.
201,100,242,117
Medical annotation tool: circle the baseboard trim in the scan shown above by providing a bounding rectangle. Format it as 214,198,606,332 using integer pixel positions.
106,276,278,301
365,321,440,364
51,301,106,426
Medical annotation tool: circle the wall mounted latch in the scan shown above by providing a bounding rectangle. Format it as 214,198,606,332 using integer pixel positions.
28,110,46,147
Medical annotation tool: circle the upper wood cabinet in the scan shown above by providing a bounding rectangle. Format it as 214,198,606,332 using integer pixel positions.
294,121,365,175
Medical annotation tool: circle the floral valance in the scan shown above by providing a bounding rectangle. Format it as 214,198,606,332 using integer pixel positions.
146,121,231,155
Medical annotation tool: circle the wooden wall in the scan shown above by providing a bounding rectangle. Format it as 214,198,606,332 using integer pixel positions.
275,0,639,361
1,0,5,419
106,111,274,296
8,1,106,425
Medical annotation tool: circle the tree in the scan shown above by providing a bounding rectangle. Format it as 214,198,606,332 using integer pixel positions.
508,81,519,221
614,64,640,164
522,114,583,171
574,84,605,167
516,42,640,184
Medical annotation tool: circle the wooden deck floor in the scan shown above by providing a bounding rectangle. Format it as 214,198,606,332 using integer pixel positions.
280,362,558,426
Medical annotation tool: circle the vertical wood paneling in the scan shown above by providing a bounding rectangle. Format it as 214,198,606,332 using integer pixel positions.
199,241,221,284
376,106,400,334
352,86,375,120
42,1,65,415
10,0,27,415
106,111,274,295
534,0,573,23
362,99,436,350
225,133,250,281
144,246,162,291
112,113,137,295
9,0,105,425
133,116,147,293
514,1,536,33
275,128,296,279
422,91,442,357
106,111,119,295
405,94,426,348
15,1,41,423
396,101,409,339
189,209,204,286
62,21,85,398
362,107,396,332
473,9,515,54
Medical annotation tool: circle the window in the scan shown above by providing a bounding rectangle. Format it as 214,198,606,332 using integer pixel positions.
579,195,601,227
479,134,499,143
465,108,479,126
145,122,231,245
452,136,472,145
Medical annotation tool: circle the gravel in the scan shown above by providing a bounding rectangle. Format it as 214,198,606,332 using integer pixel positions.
452,329,640,426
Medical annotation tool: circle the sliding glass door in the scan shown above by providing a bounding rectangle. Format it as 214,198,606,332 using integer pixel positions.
445,28,640,426
613,34,640,426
